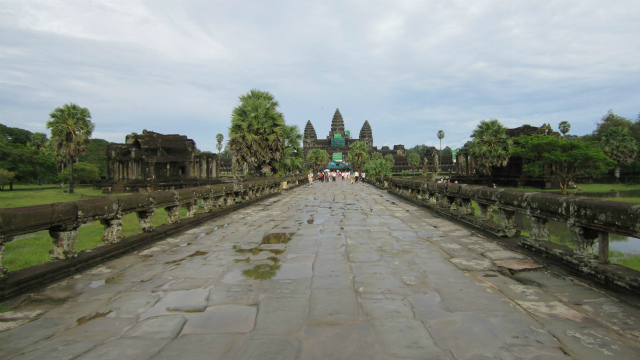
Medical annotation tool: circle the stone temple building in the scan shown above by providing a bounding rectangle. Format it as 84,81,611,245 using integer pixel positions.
105,130,219,192
303,108,373,166
303,108,453,173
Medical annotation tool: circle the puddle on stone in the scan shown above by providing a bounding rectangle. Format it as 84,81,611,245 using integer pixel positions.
483,274,499,278
105,274,123,284
77,310,112,325
233,233,296,280
89,280,105,288
307,219,314,224
242,257,281,280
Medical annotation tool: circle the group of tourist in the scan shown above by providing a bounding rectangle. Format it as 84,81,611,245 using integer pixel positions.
308,170,365,187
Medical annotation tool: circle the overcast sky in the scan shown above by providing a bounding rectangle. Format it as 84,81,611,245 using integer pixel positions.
1,0,639,152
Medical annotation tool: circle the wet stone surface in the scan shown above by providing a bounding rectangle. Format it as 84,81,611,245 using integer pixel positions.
2,180,640,359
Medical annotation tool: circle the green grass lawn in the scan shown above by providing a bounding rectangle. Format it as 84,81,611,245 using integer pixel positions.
0,184,113,208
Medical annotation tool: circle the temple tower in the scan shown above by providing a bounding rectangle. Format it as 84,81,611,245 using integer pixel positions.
303,120,317,150
328,108,346,139
359,120,373,147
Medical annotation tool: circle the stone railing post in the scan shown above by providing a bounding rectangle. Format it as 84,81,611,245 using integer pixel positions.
185,202,197,218
136,210,155,232
569,224,599,260
49,224,79,259
477,202,494,221
497,208,519,237
458,198,474,215
598,231,610,264
529,216,550,242
100,216,124,244
165,205,180,225
0,236,10,276
202,197,214,212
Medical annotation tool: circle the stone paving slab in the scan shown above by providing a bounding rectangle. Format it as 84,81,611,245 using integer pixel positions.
2,180,640,359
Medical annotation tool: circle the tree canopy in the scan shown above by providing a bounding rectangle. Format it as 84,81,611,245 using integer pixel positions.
229,89,286,175
349,141,370,170
599,126,637,181
47,103,94,193
306,148,330,172
511,135,615,195
407,152,421,172
468,119,511,179
273,124,304,174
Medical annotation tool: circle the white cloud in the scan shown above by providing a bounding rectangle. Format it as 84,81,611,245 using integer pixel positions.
1,0,639,152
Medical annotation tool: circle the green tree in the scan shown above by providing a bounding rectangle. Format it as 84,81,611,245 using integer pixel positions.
28,132,48,150
349,141,370,170
558,121,571,136
407,152,421,173
600,126,637,182
468,119,512,186
363,159,391,177
0,123,32,146
229,89,285,176
59,162,101,184
0,139,57,188
306,149,330,172
216,133,224,154
431,150,440,178
273,125,304,174
384,154,395,168
47,103,94,193
512,135,615,195
594,110,633,138
78,138,109,178
0,169,16,190
371,152,383,161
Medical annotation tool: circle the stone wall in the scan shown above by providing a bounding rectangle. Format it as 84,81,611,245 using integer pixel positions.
367,176,640,294
0,175,305,299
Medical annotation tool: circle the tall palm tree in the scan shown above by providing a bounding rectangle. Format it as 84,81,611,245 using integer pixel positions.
468,119,511,187
349,141,370,170
558,121,571,136
216,133,224,154
600,126,637,182
229,89,286,176
437,130,445,169
274,125,304,174
306,149,330,173
47,103,94,194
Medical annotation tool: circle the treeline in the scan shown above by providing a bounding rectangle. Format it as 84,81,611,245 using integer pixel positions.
0,123,108,190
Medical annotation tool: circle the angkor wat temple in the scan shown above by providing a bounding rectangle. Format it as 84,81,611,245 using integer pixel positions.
303,108,453,173
104,130,220,192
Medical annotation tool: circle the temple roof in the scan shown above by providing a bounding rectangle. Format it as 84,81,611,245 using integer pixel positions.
359,120,372,139
330,108,345,133
304,120,317,140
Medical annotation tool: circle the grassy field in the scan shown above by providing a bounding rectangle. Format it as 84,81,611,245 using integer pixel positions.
0,185,193,271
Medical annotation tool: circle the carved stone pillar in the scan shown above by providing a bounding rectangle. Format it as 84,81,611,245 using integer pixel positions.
598,231,610,264
49,225,79,259
458,198,474,215
165,206,180,225
569,225,599,258
447,196,457,212
185,202,197,218
477,202,494,221
137,210,155,232
498,209,519,237
529,216,550,242
101,217,124,244
0,236,11,277
202,197,214,212
437,194,449,209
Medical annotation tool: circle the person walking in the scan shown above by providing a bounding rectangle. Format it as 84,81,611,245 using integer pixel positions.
308,170,313,187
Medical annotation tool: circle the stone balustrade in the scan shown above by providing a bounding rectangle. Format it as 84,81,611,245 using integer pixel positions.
0,176,304,280
369,176,640,292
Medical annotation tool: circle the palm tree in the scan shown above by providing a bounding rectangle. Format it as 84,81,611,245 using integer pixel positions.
384,154,395,168
558,121,571,136
371,152,383,161
349,141,370,170
216,133,224,154
47,103,94,194
274,125,304,174
468,119,511,187
229,89,286,176
306,149,330,173
437,130,445,169
600,126,637,182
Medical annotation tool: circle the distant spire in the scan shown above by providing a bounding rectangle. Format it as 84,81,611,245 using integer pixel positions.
304,120,317,141
359,120,372,139
331,108,345,134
